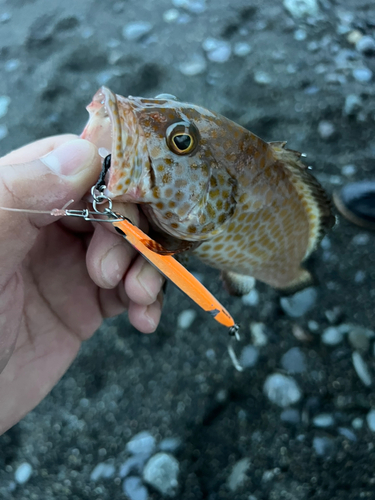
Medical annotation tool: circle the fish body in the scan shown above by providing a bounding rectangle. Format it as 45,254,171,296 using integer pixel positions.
82,87,334,293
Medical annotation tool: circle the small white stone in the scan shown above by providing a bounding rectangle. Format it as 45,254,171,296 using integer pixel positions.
318,120,335,140
143,453,179,496
283,0,319,18
0,124,8,141
366,410,375,432
280,287,317,318
321,326,344,345
179,54,207,76
239,345,259,368
250,322,268,346
0,96,10,119
122,22,152,41
352,417,363,430
341,164,356,176
353,67,373,83
207,43,231,63
294,29,307,41
313,414,335,428
254,71,272,85
90,463,115,481
264,373,302,407
352,351,372,387
177,309,197,329
227,457,250,491
123,476,148,500
234,42,252,57
163,9,179,23
126,431,156,456
15,463,33,484
242,288,259,306
5,59,20,72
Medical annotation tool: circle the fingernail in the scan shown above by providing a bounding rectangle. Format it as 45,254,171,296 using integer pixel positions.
101,244,129,288
41,139,96,177
137,261,164,301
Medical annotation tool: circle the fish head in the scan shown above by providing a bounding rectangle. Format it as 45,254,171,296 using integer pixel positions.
82,87,238,241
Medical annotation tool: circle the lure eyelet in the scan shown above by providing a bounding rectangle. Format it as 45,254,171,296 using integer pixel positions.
166,121,199,155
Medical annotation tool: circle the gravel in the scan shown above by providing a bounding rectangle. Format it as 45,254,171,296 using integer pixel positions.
143,453,179,497
263,373,302,408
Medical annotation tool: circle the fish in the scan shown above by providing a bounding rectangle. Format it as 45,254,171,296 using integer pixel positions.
81,86,334,296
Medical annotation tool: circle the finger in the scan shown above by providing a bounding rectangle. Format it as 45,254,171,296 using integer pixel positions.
128,291,163,333
125,254,165,306
86,223,137,289
0,139,101,287
0,134,78,167
99,286,127,318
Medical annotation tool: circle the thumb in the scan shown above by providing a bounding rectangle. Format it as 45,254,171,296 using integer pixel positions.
0,139,101,283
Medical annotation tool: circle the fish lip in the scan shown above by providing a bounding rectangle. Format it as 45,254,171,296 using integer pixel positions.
82,86,152,200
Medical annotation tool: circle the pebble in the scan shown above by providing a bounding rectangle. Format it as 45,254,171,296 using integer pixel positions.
312,436,335,457
318,120,335,140
321,326,344,345
163,9,179,23
143,453,179,497
0,96,10,119
227,458,250,491
119,455,148,478
283,0,319,18
123,476,148,500
179,54,207,76
280,287,317,318
352,351,372,387
344,94,362,116
0,12,11,23
4,59,20,72
254,71,272,85
202,38,231,63
348,326,374,352
159,437,182,453
177,309,197,329
14,463,33,484
281,347,307,374
352,233,370,245
356,36,375,55
126,431,156,456
122,22,152,41
239,345,259,368
263,373,302,408
242,288,259,306
338,427,357,441
352,417,363,430
347,30,363,45
250,322,268,346
313,414,334,428
353,67,373,83
280,408,300,424
366,409,375,432
0,124,8,141
308,320,319,332
341,164,356,176
234,42,252,57
294,29,307,41
90,463,115,481
172,0,206,14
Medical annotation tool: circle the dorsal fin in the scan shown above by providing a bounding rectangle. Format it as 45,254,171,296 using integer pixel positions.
270,142,335,256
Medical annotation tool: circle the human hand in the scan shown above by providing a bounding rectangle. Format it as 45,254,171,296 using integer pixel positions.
0,135,164,434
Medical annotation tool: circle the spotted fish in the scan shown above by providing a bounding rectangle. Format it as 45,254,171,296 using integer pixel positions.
81,86,334,295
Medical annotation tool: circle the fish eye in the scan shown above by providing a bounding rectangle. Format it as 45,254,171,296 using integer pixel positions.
166,121,199,155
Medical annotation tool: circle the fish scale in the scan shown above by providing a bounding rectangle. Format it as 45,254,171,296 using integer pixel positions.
81,86,334,294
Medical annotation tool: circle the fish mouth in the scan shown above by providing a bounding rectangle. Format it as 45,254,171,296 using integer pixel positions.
81,86,151,201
